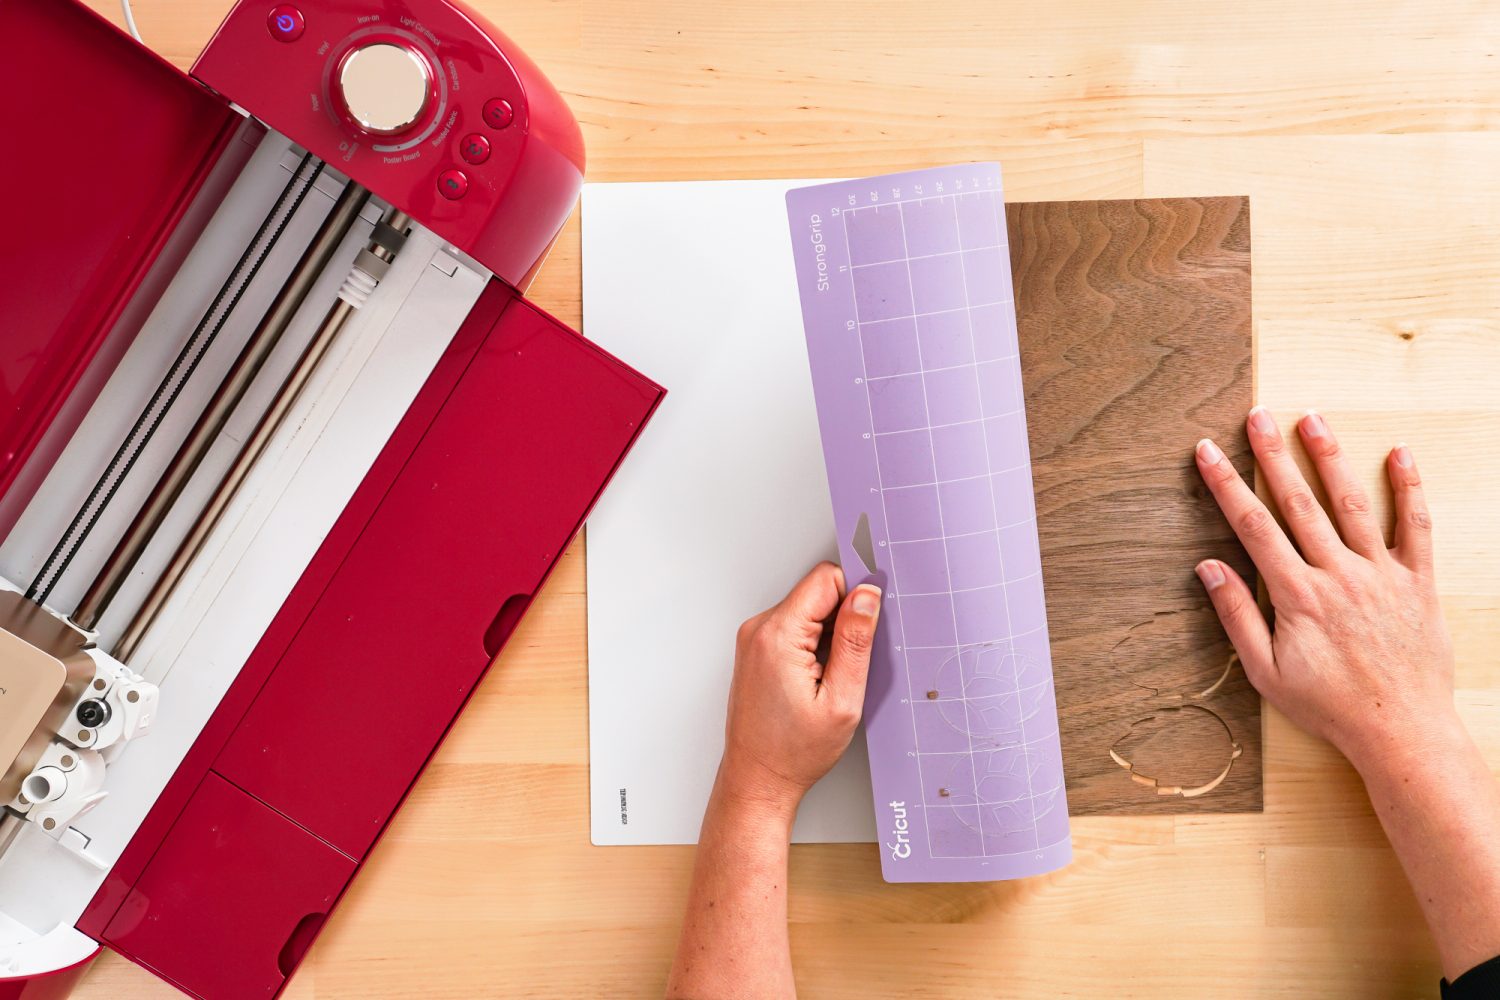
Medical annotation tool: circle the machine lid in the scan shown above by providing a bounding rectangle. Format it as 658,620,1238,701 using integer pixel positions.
0,0,239,534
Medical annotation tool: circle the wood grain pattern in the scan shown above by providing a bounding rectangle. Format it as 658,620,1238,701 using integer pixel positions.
1009,197,1259,814
67,1,1500,997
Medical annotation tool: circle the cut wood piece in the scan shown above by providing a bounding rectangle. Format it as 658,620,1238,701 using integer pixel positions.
1006,195,1261,814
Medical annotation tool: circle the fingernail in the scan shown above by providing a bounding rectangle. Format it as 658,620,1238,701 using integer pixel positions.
851,585,881,617
1195,560,1226,590
1301,410,1328,438
1248,406,1275,435
1196,438,1224,464
1394,443,1414,468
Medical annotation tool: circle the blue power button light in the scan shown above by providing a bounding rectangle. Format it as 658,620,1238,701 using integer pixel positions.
267,5,305,42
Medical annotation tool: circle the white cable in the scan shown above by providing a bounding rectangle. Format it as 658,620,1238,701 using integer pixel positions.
120,0,142,41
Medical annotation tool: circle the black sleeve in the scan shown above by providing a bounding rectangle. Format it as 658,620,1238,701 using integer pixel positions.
1442,955,1500,999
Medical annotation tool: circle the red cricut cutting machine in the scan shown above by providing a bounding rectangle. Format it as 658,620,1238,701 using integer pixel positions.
0,1,662,996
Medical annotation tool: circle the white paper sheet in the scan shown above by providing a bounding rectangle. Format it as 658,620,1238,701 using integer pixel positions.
583,179,877,845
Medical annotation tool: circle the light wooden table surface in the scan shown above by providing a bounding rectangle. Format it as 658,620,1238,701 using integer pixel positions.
77,2,1500,997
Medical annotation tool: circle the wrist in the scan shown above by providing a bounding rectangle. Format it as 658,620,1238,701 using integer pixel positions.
712,755,803,832
1343,704,1472,785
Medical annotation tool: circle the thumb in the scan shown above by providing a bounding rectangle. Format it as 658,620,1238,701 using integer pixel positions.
822,584,881,706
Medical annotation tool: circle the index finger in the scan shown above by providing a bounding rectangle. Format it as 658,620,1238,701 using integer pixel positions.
1196,438,1306,597
770,561,846,640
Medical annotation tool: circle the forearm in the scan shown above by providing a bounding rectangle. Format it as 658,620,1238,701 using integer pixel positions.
1352,710,1500,980
666,771,798,1000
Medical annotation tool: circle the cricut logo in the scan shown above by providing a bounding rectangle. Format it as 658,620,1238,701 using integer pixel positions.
886,801,911,860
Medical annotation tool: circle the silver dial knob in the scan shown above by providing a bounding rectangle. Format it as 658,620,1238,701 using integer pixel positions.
338,43,431,136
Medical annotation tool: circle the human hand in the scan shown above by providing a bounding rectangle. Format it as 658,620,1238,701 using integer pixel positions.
1194,408,1456,774
718,562,882,817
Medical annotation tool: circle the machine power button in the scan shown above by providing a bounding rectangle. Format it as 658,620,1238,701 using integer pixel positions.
267,5,305,42
337,43,432,136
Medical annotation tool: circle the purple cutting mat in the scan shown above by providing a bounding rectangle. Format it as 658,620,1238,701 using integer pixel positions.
786,164,1071,882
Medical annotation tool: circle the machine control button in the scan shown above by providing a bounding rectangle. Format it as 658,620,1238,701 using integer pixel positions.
338,43,431,135
76,699,110,728
459,133,491,164
267,5,305,42
438,169,469,200
482,98,514,130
